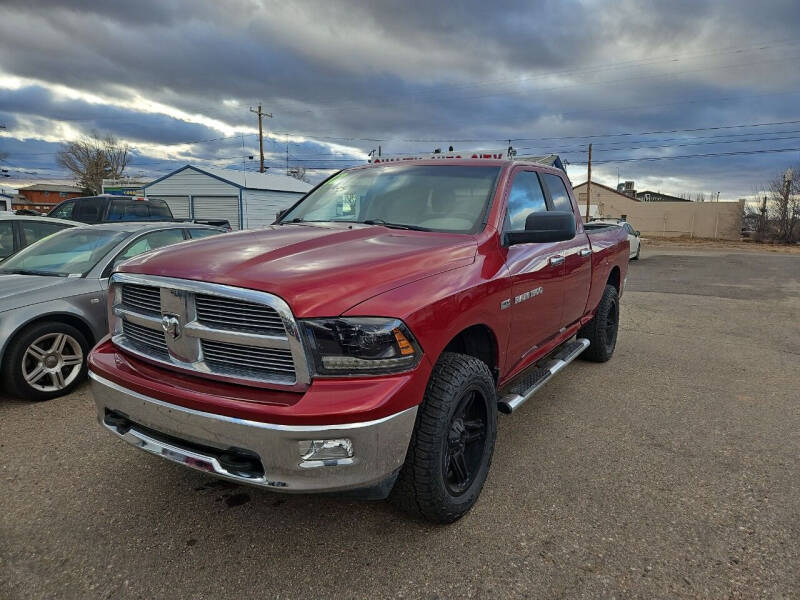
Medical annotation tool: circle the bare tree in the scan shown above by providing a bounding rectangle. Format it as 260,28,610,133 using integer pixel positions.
767,167,800,243
287,167,310,183
56,133,129,194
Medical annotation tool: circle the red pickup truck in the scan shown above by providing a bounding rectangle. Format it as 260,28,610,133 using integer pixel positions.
88,156,628,523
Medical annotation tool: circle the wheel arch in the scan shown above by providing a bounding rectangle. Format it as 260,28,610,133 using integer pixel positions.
607,265,621,291
0,312,97,364
440,323,499,382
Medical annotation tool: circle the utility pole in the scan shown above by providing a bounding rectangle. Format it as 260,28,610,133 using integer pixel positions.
585,143,592,222
249,104,272,173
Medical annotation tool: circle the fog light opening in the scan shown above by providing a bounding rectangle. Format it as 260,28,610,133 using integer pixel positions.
298,439,354,467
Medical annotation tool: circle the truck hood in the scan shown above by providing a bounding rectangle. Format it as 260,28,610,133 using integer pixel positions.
118,223,478,316
0,274,95,313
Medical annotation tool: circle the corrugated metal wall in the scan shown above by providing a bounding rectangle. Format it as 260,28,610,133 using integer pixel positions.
148,195,190,218
193,196,240,229
242,189,305,228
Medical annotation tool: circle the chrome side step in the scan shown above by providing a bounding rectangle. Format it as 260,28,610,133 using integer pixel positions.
497,338,590,414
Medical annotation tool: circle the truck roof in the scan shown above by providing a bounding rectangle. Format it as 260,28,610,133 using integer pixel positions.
365,149,565,172
353,157,566,174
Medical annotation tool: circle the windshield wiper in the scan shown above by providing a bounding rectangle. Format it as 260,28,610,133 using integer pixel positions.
1,269,67,277
360,219,431,231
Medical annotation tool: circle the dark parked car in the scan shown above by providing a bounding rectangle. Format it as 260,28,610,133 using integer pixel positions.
0,213,77,261
48,195,231,230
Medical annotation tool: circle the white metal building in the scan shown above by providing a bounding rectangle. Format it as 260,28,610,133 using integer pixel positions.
143,165,312,229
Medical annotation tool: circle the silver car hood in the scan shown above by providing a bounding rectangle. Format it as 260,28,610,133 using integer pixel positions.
0,274,99,313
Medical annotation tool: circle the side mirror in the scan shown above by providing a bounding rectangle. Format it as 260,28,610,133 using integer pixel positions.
506,211,576,245
635,230,641,237
275,208,289,222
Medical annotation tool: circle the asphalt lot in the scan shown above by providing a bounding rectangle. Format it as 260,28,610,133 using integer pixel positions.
2,243,799,599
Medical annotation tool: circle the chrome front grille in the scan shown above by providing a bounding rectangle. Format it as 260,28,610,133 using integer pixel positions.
110,275,310,389
196,294,285,335
121,284,161,314
122,320,169,357
201,340,295,380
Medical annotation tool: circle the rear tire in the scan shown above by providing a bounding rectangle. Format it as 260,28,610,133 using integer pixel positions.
390,352,497,523
2,322,89,401
578,284,619,363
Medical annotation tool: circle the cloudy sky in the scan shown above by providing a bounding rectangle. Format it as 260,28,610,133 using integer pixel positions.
1,0,799,199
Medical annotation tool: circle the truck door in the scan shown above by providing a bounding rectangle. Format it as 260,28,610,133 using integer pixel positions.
502,169,566,371
541,173,592,328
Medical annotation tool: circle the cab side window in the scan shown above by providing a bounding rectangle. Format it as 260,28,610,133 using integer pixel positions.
74,197,105,223
504,171,548,231
542,173,574,212
50,200,75,220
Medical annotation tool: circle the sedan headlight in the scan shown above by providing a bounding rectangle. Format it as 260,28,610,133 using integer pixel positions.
300,317,422,376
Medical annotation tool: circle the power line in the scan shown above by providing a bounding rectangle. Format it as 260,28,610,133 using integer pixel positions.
515,132,800,155
568,146,800,164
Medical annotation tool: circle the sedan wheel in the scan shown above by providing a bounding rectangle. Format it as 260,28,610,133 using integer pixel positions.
22,332,84,393
2,322,89,401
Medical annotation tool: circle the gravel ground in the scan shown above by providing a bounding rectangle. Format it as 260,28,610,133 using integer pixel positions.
1,244,799,599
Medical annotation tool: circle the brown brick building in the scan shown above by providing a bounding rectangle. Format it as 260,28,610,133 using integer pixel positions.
15,184,84,213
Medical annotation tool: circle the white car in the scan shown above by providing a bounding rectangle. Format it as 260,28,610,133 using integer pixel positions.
591,219,641,260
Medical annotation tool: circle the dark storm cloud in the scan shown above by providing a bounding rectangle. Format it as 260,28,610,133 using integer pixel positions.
0,85,220,144
1,0,799,193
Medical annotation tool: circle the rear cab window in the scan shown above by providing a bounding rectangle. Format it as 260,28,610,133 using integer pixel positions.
108,198,173,221
148,199,172,220
541,173,574,213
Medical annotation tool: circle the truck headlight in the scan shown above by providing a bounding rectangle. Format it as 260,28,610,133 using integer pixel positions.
300,317,422,376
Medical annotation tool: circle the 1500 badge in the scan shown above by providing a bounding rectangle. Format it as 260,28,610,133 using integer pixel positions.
501,286,544,309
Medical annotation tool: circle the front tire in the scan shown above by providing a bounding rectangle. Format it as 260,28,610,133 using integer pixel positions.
578,284,620,362
632,242,641,260
391,353,497,523
2,322,88,401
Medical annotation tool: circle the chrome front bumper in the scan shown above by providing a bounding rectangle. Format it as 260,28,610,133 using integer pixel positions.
89,372,417,493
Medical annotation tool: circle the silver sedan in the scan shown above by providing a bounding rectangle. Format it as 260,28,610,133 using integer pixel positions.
0,221,225,400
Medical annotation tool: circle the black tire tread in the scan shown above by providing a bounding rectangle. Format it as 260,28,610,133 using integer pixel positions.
578,284,619,363
391,352,497,523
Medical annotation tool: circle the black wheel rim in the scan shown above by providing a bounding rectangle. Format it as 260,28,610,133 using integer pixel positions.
443,388,488,496
604,298,618,351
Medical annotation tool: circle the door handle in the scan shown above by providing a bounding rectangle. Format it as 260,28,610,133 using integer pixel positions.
579,248,591,257
549,255,565,266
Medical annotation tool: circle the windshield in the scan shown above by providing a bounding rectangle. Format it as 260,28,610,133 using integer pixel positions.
0,228,130,277
281,165,501,233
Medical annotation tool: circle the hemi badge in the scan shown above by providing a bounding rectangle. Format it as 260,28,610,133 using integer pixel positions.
500,299,511,310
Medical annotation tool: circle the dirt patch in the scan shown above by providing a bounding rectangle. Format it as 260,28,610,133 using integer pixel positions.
643,236,800,254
